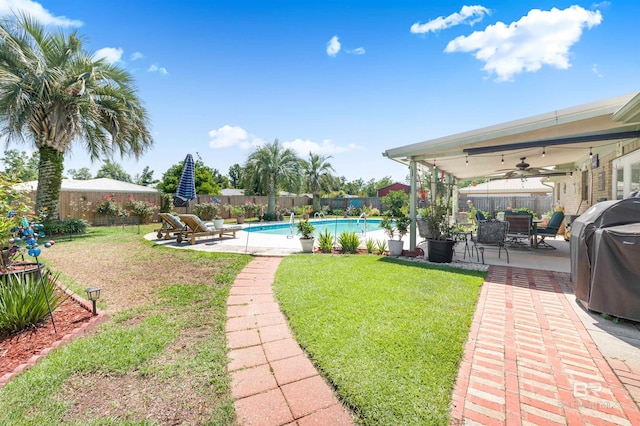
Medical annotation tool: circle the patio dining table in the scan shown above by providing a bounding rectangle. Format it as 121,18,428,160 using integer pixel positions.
532,219,542,248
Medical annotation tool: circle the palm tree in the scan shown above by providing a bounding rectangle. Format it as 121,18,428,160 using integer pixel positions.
302,153,334,213
0,15,152,220
245,139,300,216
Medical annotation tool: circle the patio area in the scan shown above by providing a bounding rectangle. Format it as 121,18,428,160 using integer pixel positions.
146,227,640,424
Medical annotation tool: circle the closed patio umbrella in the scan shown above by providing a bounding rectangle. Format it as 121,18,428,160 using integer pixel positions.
175,154,196,213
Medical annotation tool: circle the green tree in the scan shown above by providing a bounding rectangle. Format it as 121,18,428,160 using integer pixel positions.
157,158,221,195
67,167,93,180
1,149,39,181
96,159,132,182
228,163,244,188
134,166,158,186
244,139,300,215
301,153,334,212
0,15,152,220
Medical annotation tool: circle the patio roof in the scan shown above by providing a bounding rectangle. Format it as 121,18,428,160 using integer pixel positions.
383,91,640,180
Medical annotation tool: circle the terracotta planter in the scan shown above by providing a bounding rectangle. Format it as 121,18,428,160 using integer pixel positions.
236,216,245,224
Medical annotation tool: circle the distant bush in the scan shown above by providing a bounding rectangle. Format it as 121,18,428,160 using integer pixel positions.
43,219,89,235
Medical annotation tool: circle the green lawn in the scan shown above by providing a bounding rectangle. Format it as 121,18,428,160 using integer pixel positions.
0,224,252,425
273,255,486,425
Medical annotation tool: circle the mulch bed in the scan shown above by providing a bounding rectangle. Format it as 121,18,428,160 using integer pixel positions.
0,295,93,378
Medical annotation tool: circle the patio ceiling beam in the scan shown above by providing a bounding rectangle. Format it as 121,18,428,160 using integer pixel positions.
463,130,640,156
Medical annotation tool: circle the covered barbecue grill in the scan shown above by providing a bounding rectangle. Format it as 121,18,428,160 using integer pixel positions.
571,198,640,321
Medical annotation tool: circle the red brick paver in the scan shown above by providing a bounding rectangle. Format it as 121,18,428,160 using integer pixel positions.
227,257,354,426
451,266,640,425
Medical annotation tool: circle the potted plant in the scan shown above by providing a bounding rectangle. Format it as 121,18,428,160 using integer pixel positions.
424,196,457,263
380,190,410,256
213,214,225,230
297,218,315,253
226,204,245,224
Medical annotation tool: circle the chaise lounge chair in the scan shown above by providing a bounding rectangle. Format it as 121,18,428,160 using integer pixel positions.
178,214,242,245
156,213,187,240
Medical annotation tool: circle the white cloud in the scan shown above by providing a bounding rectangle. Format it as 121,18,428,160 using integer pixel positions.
326,35,341,57
282,138,352,156
347,47,365,55
130,51,144,61
147,64,168,75
0,0,82,26
411,5,489,34
592,63,603,78
444,6,602,82
208,125,264,150
93,47,123,64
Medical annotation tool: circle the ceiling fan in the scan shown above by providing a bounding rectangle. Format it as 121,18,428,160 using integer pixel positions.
497,157,565,179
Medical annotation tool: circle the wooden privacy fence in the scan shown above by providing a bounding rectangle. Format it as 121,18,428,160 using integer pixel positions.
459,195,553,218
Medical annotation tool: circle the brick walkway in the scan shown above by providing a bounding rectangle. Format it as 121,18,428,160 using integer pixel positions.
450,266,640,425
226,257,354,426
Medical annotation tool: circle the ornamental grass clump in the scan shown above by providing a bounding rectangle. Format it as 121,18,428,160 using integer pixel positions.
337,231,360,253
0,269,64,337
318,229,334,253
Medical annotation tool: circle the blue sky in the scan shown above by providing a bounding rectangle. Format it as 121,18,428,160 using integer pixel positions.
1,0,639,184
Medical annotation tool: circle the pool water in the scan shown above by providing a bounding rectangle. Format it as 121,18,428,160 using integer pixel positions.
244,218,383,237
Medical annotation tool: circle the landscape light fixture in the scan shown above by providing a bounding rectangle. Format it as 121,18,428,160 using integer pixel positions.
85,287,102,316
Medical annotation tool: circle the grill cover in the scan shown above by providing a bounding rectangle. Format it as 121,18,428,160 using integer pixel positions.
570,198,640,320
588,224,640,320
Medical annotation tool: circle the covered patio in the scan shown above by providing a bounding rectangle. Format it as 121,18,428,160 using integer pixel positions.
383,91,640,252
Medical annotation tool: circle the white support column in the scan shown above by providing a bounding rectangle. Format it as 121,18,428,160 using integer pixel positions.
452,177,459,223
409,160,417,250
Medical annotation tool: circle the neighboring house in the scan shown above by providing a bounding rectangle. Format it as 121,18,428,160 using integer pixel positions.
459,177,553,217
377,183,410,197
221,188,245,196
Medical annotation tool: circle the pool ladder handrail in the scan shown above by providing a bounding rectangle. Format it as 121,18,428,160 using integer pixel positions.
287,212,295,239
314,212,326,220
357,212,367,236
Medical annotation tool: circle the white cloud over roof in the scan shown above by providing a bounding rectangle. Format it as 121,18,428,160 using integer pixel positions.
326,35,341,57
411,5,490,34
444,5,602,82
0,0,82,26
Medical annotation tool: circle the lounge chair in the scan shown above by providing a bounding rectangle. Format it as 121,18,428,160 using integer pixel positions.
156,213,187,240
536,211,564,249
178,214,242,245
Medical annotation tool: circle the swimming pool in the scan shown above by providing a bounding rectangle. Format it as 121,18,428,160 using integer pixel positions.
244,218,384,237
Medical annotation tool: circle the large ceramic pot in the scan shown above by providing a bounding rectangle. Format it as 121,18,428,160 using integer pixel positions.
427,239,455,263
236,216,245,224
300,237,315,253
213,218,225,229
387,239,404,257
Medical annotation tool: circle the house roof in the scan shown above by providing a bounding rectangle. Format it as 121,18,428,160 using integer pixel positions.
383,92,640,180
221,188,245,196
459,177,553,195
15,178,160,193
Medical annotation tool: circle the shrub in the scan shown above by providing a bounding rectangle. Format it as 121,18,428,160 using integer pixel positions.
160,193,174,213
125,198,159,224
375,239,387,255
337,231,360,253
0,269,65,336
318,229,334,253
94,194,126,218
42,219,89,236
193,203,219,220
297,219,315,239
365,238,376,253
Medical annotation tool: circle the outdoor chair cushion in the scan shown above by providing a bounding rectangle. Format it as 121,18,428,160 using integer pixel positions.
178,214,242,245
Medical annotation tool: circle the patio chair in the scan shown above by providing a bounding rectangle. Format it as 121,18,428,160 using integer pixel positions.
156,213,187,240
536,211,564,249
178,214,242,245
471,219,509,264
474,211,486,223
504,213,533,249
